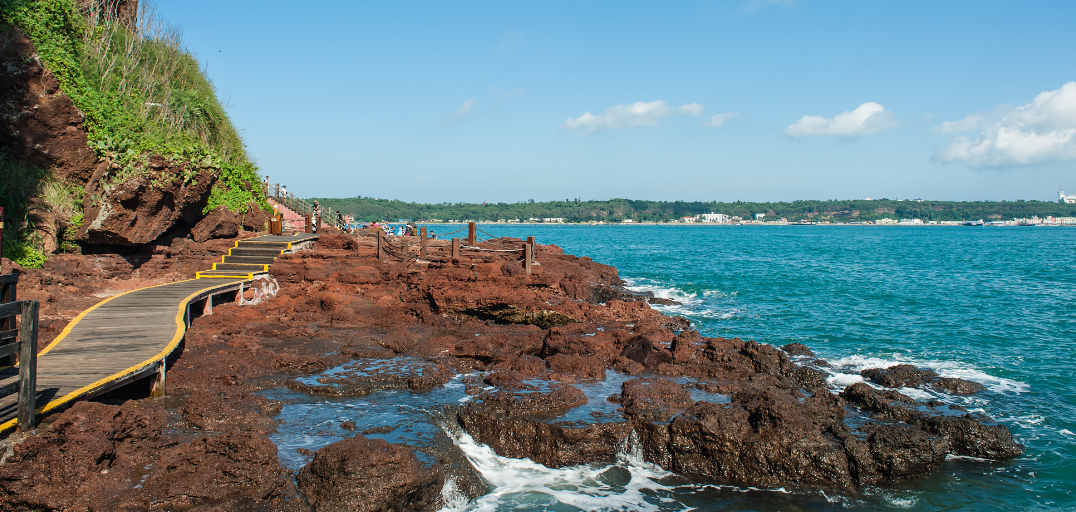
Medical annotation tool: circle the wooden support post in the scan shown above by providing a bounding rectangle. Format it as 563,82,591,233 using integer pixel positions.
0,273,16,367
204,296,212,316
17,300,38,431
237,282,244,303
377,231,386,260
0,206,4,274
420,227,428,258
150,360,166,398
523,244,532,276
305,214,312,233
468,222,476,246
527,236,535,264
451,238,461,258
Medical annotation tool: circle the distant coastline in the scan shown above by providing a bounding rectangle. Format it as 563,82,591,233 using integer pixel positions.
314,196,1076,226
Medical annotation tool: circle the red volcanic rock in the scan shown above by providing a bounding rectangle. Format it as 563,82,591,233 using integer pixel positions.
297,434,443,512
0,29,98,183
79,164,218,246
140,430,297,510
190,205,241,242
619,378,694,422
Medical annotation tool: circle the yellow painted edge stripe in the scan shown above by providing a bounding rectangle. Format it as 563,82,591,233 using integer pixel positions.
196,274,254,279
0,278,247,432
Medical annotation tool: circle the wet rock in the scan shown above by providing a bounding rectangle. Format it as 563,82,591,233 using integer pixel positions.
545,353,606,379
459,382,634,467
792,366,830,391
861,364,938,389
661,387,855,490
297,434,442,512
781,343,816,358
932,377,987,395
619,335,674,369
288,359,453,396
841,383,1024,460
915,415,1024,459
859,423,949,479
619,378,694,422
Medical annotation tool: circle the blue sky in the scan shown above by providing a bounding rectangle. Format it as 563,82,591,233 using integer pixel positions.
156,0,1076,203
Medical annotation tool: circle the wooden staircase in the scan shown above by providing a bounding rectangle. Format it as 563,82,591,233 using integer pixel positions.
196,236,316,279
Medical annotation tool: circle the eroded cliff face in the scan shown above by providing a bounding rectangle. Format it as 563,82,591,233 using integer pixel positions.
0,26,258,250
0,28,98,184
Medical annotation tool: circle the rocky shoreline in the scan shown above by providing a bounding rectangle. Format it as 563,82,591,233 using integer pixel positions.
0,231,1022,511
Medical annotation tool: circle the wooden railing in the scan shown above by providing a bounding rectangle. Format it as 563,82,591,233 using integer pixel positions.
0,272,39,431
261,183,347,233
373,222,538,275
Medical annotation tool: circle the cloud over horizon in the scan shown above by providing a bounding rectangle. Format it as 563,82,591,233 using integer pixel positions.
785,102,898,137
562,100,704,133
933,82,1076,167
703,112,740,128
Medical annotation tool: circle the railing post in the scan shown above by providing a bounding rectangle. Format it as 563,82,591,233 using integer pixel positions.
377,231,386,261
0,206,4,274
451,238,460,258
420,227,427,258
527,236,536,264
150,360,166,398
17,300,38,431
305,214,312,233
0,273,16,367
523,244,532,276
468,222,476,246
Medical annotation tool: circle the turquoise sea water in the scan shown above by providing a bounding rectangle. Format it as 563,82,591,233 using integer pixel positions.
274,225,1076,511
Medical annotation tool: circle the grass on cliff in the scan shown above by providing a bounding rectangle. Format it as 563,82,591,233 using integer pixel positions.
0,0,268,218
0,150,54,268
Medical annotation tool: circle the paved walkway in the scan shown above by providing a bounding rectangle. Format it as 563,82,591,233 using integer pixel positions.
0,233,318,432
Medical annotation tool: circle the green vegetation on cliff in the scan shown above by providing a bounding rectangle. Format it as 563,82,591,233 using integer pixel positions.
0,0,267,266
314,196,1076,224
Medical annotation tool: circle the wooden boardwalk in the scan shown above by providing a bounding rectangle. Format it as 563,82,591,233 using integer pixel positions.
0,233,318,432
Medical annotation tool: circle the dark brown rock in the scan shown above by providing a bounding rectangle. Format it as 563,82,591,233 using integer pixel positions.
191,205,241,242
861,364,938,389
619,378,694,422
297,434,442,512
0,28,98,184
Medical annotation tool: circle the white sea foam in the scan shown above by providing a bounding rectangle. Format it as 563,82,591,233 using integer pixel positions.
1060,429,1074,437
623,278,744,320
439,427,673,512
825,354,1028,394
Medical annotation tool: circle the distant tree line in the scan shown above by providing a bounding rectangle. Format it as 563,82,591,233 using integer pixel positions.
310,196,1076,223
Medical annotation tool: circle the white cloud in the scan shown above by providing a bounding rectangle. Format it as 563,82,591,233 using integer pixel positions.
456,99,477,118
933,82,1076,167
562,100,704,133
703,112,740,128
678,103,705,116
785,102,898,137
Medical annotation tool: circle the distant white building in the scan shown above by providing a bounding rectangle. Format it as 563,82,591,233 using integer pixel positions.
542,218,565,223
875,218,897,225
755,213,766,221
1060,186,1076,204
898,218,923,225
697,212,729,223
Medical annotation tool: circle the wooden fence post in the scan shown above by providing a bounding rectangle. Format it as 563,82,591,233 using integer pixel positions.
305,214,312,233
420,227,427,258
0,206,4,274
523,244,532,276
377,231,385,260
451,238,460,258
0,273,16,367
17,300,38,431
468,222,476,246
527,236,536,264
